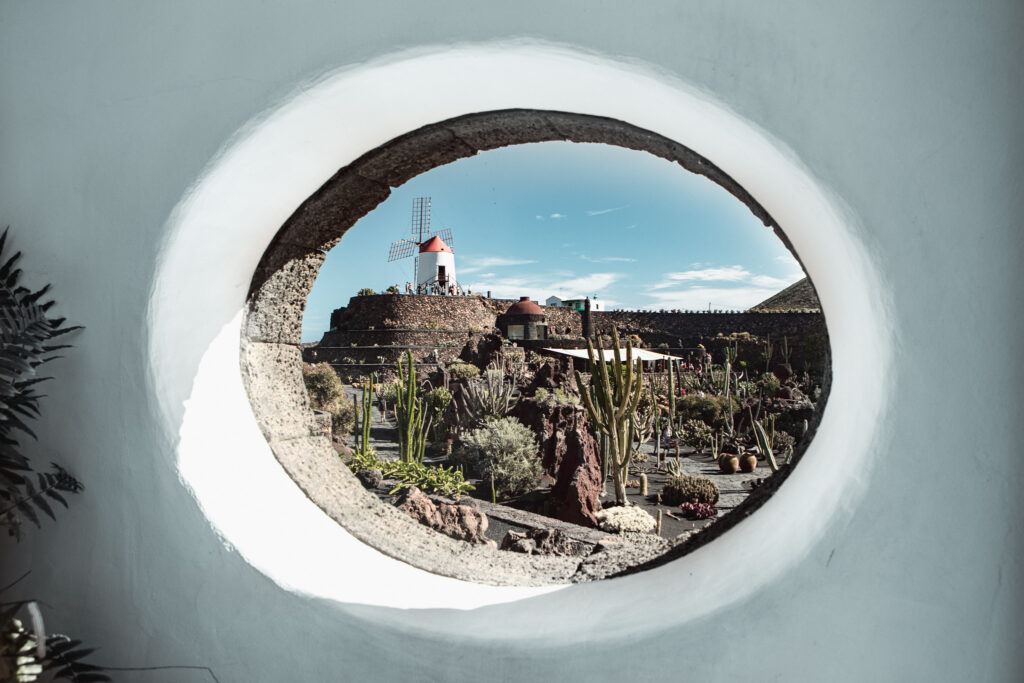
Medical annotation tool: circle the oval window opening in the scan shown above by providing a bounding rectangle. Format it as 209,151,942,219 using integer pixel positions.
241,111,832,585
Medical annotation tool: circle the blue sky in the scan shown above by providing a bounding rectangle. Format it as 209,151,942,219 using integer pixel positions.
302,141,804,342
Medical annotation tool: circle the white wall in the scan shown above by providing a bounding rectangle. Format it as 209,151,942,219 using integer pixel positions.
1,2,1021,681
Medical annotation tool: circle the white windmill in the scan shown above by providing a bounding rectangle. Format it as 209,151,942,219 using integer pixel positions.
387,197,457,293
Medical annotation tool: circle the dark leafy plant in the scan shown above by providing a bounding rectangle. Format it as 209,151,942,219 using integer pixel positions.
0,228,83,537
0,228,112,681
679,498,718,520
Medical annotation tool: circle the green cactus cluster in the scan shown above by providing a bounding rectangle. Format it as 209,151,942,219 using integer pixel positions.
359,372,375,455
395,350,430,463
662,474,720,506
574,329,644,505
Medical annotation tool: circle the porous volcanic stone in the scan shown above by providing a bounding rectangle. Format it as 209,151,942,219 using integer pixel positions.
395,486,492,546
512,398,603,527
500,528,582,556
355,468,383,489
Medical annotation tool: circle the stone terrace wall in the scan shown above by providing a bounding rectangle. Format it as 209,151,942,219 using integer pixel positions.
593,310,826,346
307,295,828,376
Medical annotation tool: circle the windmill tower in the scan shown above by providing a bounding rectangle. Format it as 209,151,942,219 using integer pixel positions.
387,197,457,292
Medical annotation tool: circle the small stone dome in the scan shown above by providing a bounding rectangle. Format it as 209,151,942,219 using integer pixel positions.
506,296,543,316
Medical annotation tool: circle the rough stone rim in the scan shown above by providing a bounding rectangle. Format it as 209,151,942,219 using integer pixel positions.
239,108,830,586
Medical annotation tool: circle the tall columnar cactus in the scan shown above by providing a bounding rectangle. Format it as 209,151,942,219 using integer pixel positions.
396,351,431,463
574,329,644,505
359,372,375,455
667,358,679,462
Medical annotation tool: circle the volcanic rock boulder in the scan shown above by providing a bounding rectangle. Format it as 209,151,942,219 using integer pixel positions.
394,486,491,545
458,331,503,368
355,468,383,489
500,528,583,556
512,398,603,528
525,358,572,393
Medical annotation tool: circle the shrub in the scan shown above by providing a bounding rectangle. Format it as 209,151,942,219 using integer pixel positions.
332,397,356,436
595,506,656,533
679,499,718,519
680,419,713,452
385,284,399,294
424,386,453,439
662,474,719,506
345,451,473,497
357,287,376,296
534,387,580,407
303,363,343,410
376,379,399,406
676,394,735,428
453,417,541,498
758,374,781,397
448,361,481,380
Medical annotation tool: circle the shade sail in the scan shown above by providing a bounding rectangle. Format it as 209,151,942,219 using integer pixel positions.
541,347,679,362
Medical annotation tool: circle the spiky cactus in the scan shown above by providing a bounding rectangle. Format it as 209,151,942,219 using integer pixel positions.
359,372,375,455
459,362,518,427
573,329,644,505
667,358,679,462
395,351,431,463
752,418,779,473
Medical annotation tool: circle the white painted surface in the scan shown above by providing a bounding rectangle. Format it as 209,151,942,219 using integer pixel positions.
2,3,1020,681
416,248,457,290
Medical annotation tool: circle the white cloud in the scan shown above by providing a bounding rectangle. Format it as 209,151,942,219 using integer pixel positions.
459,256,537,274
641,286,784,311
549,213,567,219
586,205,628,216
647,265,801,290
535,215,544,220
580,255,637,263
642,263,804,308
466,271,622,303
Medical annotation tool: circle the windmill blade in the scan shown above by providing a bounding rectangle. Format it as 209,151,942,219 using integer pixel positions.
427,227,453,248
388,238,418,262
411,196,431,237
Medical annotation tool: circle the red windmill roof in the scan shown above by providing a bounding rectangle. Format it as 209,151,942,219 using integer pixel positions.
419,235,453,253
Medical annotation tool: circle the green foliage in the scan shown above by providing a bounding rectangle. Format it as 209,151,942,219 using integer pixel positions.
574,329,644,504
395,351,429,463
0,229,84,538
302,363,343,411
680,419,713,452
533,387,580,407
459,364,518,426
0,229,110,681
453,417,541,498
358,373,375,454
662,474,719,506
752,418,780,473
357,287,376,296
424,386,453,440
447,360,481,380
346,451,473,497
376,379,399,407
332,397,356,436
758,374,781,397
384,284,399,294
676,394,737,429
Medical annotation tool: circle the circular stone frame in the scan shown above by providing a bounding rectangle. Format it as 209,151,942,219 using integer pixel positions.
239,108,830,586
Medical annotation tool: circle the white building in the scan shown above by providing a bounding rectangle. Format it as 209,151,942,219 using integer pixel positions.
545,295,562,307
416,235,456,290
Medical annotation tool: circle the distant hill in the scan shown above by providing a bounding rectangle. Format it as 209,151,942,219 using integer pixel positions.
748,277,821,312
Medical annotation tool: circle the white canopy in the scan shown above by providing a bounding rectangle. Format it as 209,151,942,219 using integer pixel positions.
541,347,678,362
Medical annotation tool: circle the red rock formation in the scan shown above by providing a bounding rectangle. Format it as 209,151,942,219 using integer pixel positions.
512,398,603,528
